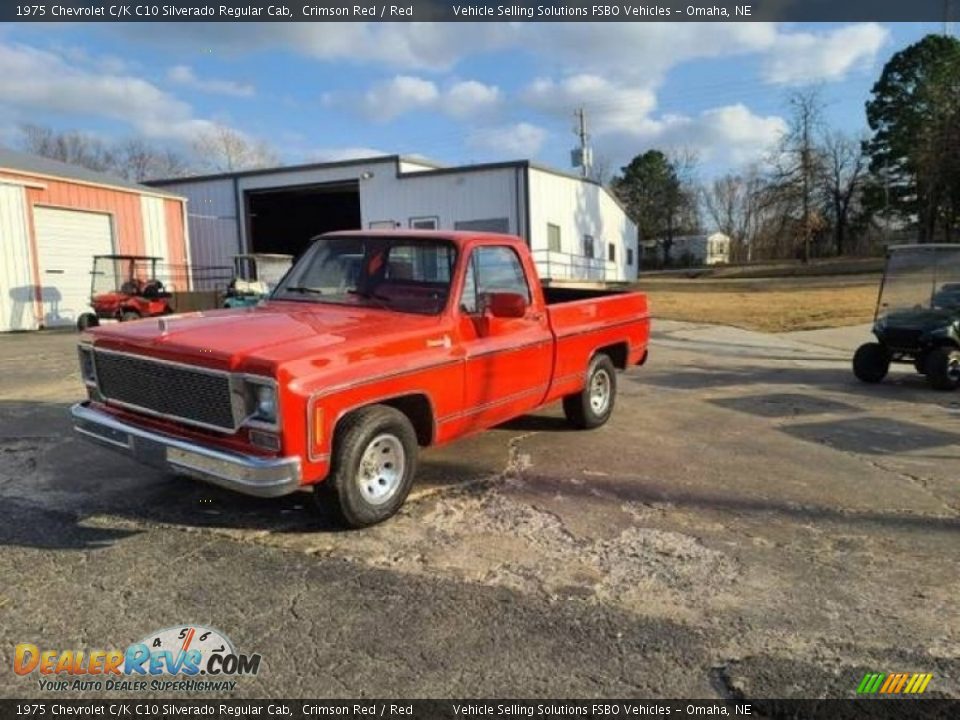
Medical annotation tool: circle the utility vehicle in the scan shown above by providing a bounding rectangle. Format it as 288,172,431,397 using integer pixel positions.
853,244,960,390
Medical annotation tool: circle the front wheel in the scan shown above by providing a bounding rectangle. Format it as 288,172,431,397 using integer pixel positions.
314,405,418,528
925,346,960,391
563,353,617,429
77,313,99,331
852,342,890,383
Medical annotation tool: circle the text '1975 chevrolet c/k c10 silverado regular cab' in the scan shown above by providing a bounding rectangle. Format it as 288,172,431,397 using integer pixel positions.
73,231,650,527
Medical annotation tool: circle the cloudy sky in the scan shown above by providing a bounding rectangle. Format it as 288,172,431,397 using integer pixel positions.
0,22,940,177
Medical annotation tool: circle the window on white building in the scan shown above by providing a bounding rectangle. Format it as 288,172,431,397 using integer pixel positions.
627,248,634,265
608,243,616,262
583,234,594,258
547,223,561,252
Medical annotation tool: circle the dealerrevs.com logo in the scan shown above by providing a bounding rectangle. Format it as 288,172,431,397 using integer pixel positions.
14,625,262,693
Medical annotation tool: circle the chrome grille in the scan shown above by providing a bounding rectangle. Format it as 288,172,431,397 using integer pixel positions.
93,351,235,431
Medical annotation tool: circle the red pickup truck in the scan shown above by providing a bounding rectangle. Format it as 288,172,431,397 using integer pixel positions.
73,231,650,527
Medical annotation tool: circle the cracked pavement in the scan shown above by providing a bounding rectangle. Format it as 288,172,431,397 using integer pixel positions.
0,321,957,699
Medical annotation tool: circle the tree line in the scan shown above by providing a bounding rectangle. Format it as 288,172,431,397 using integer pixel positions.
611,34,960,265
15,122,280,182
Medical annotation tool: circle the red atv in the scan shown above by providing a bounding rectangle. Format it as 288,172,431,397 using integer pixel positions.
77,255,174,331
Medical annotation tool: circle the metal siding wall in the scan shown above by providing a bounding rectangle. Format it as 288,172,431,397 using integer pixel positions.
163,200,188,270
152,178,238,273
527,169,635,282
140,195,168,262
0,183,37,331
361,167,519,233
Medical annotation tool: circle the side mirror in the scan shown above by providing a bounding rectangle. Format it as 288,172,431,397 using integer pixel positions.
486,292,527,319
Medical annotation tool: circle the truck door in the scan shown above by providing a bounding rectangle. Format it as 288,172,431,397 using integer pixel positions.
456,245,553,430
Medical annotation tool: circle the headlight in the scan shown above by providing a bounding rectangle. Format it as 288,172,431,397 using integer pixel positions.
255,385,277,422
243,379,278,426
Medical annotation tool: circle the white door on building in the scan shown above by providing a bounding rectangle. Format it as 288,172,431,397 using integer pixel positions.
33,206,114,328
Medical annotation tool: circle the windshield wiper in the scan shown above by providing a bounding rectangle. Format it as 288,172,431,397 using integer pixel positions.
348,289,392,309
284,286,324,295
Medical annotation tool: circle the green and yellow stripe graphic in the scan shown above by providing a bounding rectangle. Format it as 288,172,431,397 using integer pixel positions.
856,672,933,694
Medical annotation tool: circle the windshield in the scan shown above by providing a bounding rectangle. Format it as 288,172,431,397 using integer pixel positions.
272,236,457,315
878,246,960,317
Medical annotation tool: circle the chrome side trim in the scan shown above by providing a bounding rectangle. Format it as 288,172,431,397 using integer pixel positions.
553,315,649,340
71,403,301,498
437,384,549,424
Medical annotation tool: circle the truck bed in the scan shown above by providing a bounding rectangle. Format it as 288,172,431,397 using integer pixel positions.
544,288,650,401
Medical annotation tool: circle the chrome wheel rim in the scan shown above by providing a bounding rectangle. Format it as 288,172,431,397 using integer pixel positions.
357,433,405,506
589,368,611,415
948,355,960,383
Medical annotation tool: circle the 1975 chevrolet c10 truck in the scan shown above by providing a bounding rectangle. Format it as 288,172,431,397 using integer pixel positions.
73,231,650,527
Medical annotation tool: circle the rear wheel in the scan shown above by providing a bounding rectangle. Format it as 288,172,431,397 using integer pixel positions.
925,346,960,391
852,342,890,383
314,405,418,528
76,313,99,331
563,353,617,429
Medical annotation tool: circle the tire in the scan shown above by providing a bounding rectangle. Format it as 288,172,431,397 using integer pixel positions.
925,346,960,391
563,353,617,429
914,353,928,375
120,311,140,322
76,313,99,331
314,405,418,528
852,342,890,383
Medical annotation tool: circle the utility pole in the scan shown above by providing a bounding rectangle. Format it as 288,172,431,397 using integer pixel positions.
572,107,592,179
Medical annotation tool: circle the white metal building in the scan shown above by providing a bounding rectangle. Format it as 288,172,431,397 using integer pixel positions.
149,156,638,284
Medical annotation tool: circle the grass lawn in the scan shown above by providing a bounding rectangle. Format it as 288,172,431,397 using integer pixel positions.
635,274,881,333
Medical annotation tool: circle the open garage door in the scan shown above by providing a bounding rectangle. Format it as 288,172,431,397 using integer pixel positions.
245,181,360,258
33,207,114,328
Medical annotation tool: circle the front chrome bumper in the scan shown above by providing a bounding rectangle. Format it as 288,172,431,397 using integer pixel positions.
71,403,302,498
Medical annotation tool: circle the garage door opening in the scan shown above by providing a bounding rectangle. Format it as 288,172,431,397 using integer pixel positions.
245,181,361,258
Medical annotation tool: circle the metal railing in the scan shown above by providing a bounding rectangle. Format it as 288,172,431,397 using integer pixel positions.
531,249,615,282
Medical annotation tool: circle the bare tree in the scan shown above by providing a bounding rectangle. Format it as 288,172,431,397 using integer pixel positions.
701,166,765,262
190,124,280,173
112,139,191,181
19,123,115,172
820,132,868,255
770,89,827,262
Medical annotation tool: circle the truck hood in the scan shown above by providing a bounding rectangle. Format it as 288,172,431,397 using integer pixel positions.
89,301,441,372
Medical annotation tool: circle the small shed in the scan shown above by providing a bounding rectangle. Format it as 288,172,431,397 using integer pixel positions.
0,148,190,331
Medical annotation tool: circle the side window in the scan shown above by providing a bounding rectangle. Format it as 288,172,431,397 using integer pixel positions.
608,242,616,262
459,246,530,314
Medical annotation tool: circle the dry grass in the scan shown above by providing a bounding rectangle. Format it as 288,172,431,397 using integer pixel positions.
635,275,880,333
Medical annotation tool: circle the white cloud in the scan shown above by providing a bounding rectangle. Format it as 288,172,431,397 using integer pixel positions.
592,104,787,167
110,23,516,72
332,75,500,122
445,80,500,118
167,65,254,97
762,23,890,85
360,75,440,121
0,41,224,142
523,74,658,134
307,146,387,162
469,122,548,157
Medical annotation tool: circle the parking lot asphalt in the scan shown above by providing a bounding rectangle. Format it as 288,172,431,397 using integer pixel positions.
0,321,958,699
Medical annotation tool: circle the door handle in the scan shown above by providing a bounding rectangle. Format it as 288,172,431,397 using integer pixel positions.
528,312,544,322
